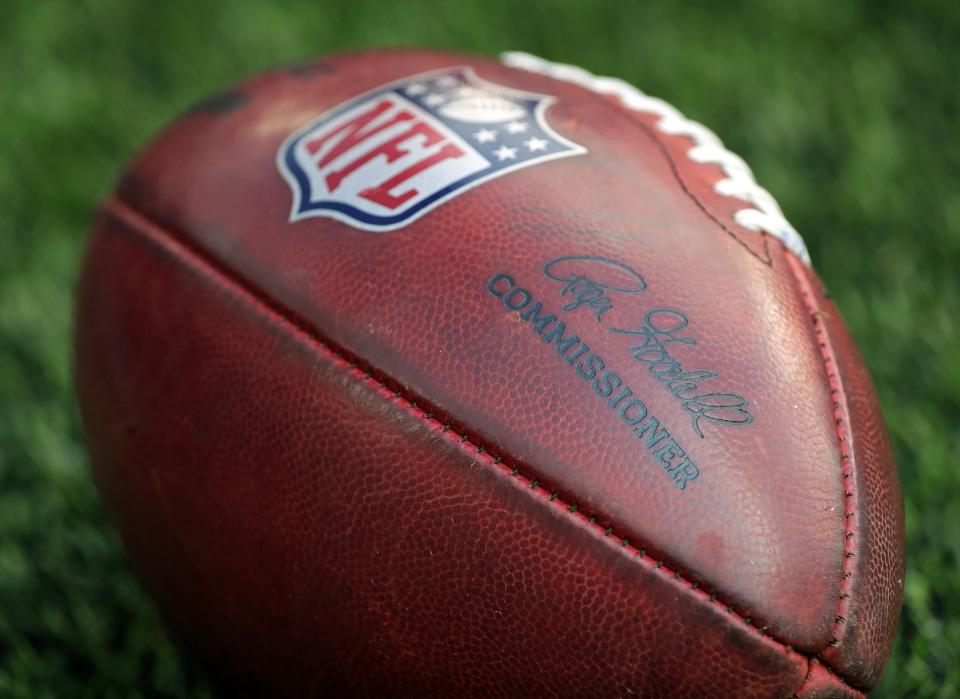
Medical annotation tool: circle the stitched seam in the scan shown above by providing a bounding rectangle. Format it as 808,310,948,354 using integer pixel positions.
609,105,773,266
788,659,866,699
516,53,862,682
500,52,811,266
104,196,860,691
505,53,862,683
784,253,858,662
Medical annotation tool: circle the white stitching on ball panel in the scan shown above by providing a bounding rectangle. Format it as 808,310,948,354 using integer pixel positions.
501,51,811,267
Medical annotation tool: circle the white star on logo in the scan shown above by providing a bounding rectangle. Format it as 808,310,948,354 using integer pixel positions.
524,137,549,152
473,128,497,143
435,75,459,89
424,93,446,107
405,82,428,96
505,121,529,134
493,145,517,161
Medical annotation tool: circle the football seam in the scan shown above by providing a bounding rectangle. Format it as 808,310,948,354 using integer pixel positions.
629,110,774,266
502,51,860,672
784,253,859,661
103,195,864,695
497,53,774,266
789,658,866,699
500,51,811,266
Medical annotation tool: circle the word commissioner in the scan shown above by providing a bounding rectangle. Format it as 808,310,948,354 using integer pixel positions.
486,272,700,490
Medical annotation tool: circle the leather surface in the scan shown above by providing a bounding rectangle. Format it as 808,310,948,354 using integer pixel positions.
75,49,904,695
794,661,865,699
77,211,808,697
799,264,906,688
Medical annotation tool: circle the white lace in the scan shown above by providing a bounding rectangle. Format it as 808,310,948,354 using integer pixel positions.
500,52,811,266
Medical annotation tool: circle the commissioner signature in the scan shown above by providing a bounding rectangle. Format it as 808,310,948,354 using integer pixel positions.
542,255,753,437
608,309,753,437
542,256,646,321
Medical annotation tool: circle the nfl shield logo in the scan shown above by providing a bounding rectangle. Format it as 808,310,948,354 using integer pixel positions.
277,67,586,230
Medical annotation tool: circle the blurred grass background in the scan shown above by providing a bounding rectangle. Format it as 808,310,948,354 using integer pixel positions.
1,0,957,696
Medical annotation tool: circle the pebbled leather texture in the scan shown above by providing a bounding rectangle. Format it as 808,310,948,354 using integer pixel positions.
75,49,904,696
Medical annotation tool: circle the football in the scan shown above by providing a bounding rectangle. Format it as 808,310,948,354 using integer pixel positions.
75,49,905,697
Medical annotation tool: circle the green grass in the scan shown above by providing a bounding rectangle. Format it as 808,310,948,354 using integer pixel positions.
1,0,957,696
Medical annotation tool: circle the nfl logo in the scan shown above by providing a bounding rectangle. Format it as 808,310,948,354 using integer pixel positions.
277,67,586,231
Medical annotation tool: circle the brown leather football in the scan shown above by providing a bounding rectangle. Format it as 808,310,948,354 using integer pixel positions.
75,49,905,698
